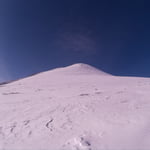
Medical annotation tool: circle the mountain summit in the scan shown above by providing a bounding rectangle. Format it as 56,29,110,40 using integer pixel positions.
16,63,109,83
48,63,109,76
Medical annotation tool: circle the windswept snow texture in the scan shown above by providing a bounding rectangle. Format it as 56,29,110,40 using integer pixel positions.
0,63,150,150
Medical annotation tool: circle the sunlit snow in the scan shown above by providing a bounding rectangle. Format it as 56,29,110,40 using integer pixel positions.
0,63,150,150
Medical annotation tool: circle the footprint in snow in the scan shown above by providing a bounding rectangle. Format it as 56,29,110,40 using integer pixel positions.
62,136,92,150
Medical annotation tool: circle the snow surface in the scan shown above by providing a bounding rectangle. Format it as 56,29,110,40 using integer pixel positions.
0,63,150,150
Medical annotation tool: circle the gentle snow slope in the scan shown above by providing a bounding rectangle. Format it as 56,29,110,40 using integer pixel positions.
0,63,150,150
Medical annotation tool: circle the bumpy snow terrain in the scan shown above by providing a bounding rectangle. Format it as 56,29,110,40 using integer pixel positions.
0,63,150,150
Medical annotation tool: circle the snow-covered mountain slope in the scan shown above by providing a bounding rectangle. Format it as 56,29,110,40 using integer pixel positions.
0,63,150,150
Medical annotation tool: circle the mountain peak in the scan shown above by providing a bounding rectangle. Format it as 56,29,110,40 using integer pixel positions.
49,63,109,76
67,63,94,68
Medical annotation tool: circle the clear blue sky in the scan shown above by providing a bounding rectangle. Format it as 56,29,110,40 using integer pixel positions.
0,0,150,82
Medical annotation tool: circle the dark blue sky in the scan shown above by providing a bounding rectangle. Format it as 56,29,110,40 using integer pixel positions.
0,0,150,81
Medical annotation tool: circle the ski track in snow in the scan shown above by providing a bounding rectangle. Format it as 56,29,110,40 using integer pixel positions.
0,63,150,150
